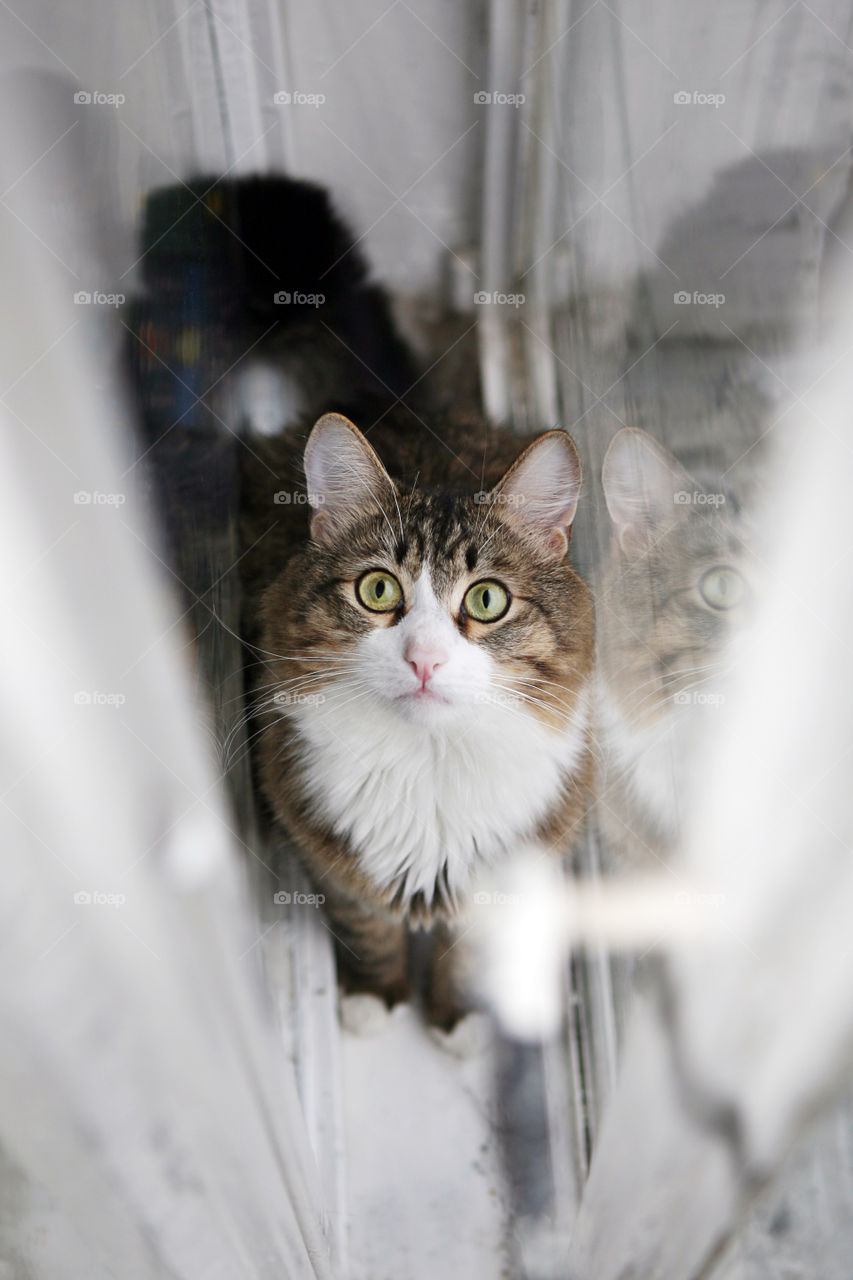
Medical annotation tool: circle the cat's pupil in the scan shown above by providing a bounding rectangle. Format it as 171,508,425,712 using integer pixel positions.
376,580,385,598
482,588,491,609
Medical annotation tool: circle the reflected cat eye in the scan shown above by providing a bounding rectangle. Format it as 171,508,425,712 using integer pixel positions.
699,566,745,610
356,569,403,613
463,579,510,623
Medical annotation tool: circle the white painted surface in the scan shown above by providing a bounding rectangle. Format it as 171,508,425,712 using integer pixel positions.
0,63,332,1280
341,1004,510,1280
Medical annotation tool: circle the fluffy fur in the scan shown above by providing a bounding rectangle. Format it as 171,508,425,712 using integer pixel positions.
241,406,594,1023
288,574,591,906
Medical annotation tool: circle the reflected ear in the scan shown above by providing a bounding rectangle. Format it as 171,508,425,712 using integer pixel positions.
489,430,582,560
602,428,695,555
303,412,397,545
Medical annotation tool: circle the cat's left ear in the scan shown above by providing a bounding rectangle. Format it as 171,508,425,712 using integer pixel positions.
304,412,397,545
489,430,582,560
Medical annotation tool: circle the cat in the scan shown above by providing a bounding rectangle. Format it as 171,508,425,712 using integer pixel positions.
594,426,756,873
228,178,595,1028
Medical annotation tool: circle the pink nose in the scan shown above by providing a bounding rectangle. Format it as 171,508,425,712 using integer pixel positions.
405,641,448,687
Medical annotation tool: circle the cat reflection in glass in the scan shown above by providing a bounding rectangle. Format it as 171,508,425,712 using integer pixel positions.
595,427,755,872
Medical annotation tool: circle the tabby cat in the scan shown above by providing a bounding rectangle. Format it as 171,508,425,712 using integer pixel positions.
595,426,755,871
231,179,595,1026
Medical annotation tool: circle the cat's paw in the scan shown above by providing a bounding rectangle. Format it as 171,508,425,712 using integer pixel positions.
339,992,393,1036
429,1011,493,1059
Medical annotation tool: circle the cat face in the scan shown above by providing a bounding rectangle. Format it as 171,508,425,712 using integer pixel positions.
597,428,755,732
353,566,504,726
259,413,593,736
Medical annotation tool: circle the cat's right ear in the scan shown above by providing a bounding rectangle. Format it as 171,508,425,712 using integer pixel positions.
303,413,397,545
602,428,695,555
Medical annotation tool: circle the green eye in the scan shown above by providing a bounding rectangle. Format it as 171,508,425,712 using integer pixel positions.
356,569,403,613
463,579,510,623
699,567,745,610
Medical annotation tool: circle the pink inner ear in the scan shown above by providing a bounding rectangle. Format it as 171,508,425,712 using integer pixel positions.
309,508,334,545
547,528,569,556
493,432,582,553
303,412,395,541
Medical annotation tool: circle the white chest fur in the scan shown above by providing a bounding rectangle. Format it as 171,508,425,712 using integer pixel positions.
288,684,590,906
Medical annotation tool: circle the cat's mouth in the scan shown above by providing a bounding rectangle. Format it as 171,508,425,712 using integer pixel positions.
399,686,452,706
391,681,464,718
